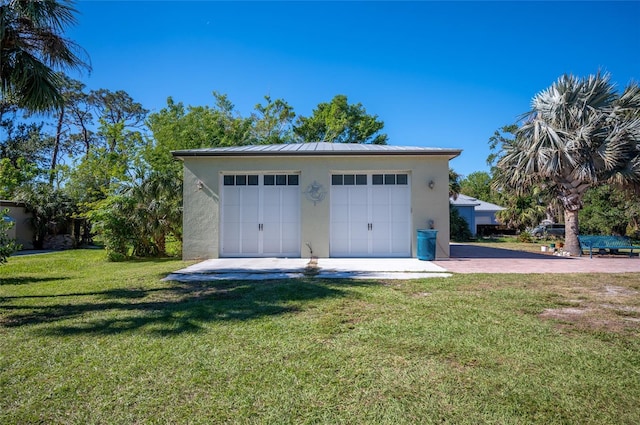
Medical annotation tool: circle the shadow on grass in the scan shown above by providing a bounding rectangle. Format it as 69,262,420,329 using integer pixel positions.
0,276,70,286
0,279,370,336
0,287,166,300
125,256,185,264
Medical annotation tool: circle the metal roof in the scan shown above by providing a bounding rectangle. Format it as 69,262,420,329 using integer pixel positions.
172,142,462,159
449,195,481,207
0,200,25,207
450,194,505,211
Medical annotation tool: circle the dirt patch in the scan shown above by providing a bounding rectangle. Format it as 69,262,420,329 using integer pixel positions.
538,283,640,335
304,257,320,277
600,303,640,314
540,307,590,320
602,285,638,297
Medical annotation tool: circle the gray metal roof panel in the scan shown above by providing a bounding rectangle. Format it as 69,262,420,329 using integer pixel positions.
172,142,462,158
451,194,505,211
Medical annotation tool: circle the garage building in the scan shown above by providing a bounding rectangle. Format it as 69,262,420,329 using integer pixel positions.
172,142,461,260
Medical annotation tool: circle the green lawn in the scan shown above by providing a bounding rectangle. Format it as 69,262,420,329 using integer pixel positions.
1,250,639,424
468,236,559,254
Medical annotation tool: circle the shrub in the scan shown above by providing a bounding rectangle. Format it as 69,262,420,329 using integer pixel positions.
518,231,533,243
86,195,136,260
14,184,77,249
0,209,21,264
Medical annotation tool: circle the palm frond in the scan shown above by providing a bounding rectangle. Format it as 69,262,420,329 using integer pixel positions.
1,0,90,111
494,72,640,252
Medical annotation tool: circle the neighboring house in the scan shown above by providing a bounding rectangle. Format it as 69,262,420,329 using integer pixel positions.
173,142,461,260
450,194,505,236
449,195,479,236
0,200,34,249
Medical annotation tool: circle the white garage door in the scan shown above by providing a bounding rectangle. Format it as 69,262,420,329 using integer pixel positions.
221,174,300,257
330,173,411,257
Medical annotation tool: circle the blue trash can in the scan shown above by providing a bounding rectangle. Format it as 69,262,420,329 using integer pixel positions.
417,229,438,261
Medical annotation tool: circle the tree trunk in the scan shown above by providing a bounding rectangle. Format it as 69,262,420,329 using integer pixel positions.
564,209,581,256
49,106,65,186
83,125,90,157
558,181,589,257
155,233,166,256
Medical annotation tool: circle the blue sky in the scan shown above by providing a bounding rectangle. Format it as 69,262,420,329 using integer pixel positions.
67,1,639,177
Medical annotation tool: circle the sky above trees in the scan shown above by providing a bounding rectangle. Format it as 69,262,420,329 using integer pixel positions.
65,1,639,177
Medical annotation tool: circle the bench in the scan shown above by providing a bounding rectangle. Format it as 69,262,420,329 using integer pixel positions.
578,235,640,259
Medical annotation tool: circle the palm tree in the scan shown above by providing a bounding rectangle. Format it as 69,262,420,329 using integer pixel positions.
0,0,90,111
449,169,461,200
494,192,546,232
126,170,182,256
15,182,76,249
495,73,640,255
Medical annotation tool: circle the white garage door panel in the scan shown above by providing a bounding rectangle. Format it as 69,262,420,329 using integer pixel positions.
221,174,300,257
371,204,390,222
391,222,410,253
222,221,240,253
261,192,281,254
263,187,299,255
371,226,391,255
336,185,369,256
240,188,259,222
281,205,299,222
330,173,411,257
350,188,368,205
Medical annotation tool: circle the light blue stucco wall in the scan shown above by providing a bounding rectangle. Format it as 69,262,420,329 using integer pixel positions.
453,205,476,236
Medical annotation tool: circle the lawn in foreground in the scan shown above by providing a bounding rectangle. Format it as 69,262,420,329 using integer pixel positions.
1,250,639,424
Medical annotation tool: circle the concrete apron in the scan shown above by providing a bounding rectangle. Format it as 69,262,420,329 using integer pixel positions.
164,257,451,281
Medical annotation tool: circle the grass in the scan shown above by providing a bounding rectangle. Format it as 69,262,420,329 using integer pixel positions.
469,235,562,253
1,250,639,424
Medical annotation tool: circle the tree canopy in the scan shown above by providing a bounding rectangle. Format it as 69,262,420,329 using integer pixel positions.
580,184,640,237
0,0,393,261
0,2,395,261
1,85,393,259
294,95,388,144
459,171,493,203
0,0,90,111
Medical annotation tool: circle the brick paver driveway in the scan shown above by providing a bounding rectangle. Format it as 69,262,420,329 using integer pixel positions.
434,244,640,274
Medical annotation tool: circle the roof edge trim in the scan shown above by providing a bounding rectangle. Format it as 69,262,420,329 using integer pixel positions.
172,149,463,160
